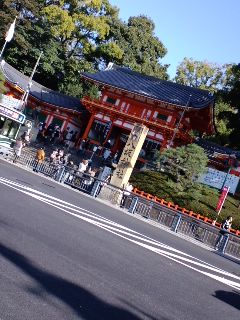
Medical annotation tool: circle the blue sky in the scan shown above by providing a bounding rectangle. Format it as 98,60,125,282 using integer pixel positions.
110,0,240,78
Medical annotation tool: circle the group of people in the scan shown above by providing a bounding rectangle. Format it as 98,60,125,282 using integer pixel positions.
50,148,70,165
62,158,99,188
36,123,78,149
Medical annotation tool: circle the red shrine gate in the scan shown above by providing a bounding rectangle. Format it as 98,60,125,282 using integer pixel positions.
80,65,215,163
1,61,215,165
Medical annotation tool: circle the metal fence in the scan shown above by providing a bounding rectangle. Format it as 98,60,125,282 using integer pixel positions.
124,195,240,259
2,151,240,260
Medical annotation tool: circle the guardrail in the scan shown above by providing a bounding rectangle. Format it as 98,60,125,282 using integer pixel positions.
1,151,240,260
132,188,240,236
124,195,240,259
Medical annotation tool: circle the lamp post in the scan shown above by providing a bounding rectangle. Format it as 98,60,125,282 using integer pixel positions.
21,51,43,110
168,94,192,148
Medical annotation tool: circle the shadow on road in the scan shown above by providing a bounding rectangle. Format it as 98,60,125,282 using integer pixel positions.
0,243,156,320
119,299,170,320
213,290,240,310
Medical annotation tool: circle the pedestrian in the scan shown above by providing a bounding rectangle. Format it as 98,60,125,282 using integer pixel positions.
50,150,58,163
214,216,233,250
64,130,73,149
77,139,86,157
95,174,112,197
63,160,75,183
13,138,24,163
33,147,45,173
83,167,98,186
53,126,61,144
84,138,90,151
103,148,111,160
69,131,77,149
21,130,31,146
120,182,133,208
78,159,89,173
36,122,46,143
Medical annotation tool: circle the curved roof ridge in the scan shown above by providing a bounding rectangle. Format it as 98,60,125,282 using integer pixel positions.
81,66,215,109
116,66,213,95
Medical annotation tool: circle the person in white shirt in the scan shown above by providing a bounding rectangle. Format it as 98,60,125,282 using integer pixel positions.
78,159,88,173
121,182,133,207
13,138,24,163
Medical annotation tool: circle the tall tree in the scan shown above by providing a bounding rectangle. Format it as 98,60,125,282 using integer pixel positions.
0,0,46,74
221,63,240,109
218,63,240,148
0,0,122,94
174,58,225,93
109,15,169,79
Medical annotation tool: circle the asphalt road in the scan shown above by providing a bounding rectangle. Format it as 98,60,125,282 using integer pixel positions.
0,160,239,320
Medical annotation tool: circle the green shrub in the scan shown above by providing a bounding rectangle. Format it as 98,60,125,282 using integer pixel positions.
130,171,240,230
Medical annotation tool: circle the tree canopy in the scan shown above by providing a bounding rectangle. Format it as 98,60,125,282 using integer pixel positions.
109,15,169,79
158,143,208,196
175,58,240,148
130,143,211,213
0,1,168,96
174,58,226,93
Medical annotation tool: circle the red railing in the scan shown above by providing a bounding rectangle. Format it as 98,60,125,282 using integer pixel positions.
132,187,240,236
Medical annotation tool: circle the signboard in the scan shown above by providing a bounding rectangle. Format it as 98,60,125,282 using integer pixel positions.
0,104,26,124
216,186,230,215
198,167,239,194
0,94,23,111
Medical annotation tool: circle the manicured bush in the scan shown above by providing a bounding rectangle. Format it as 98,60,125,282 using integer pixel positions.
130,171,240,230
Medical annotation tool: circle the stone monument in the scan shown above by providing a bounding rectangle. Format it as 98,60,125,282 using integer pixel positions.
98,123,149,205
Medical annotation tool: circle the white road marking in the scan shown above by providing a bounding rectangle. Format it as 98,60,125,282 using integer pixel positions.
0,176,240,291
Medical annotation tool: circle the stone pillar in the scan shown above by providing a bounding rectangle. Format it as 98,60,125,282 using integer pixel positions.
98,123,149,205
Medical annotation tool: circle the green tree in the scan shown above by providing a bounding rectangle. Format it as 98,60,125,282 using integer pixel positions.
174,58,225,93
157,143,208,199
0,1,46,72
0,1,170,96
210,99,235,145
0,71,7,94
222,63,240,108
0,0,121,95
224,64,240,147
211,63,240,148
109,15,169,79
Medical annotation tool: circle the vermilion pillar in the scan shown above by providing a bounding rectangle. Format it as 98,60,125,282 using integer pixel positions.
82,113,95,140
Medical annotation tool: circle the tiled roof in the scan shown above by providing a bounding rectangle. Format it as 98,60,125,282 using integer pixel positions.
82,65,215,109
195,138,240,158
0,60,85,112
